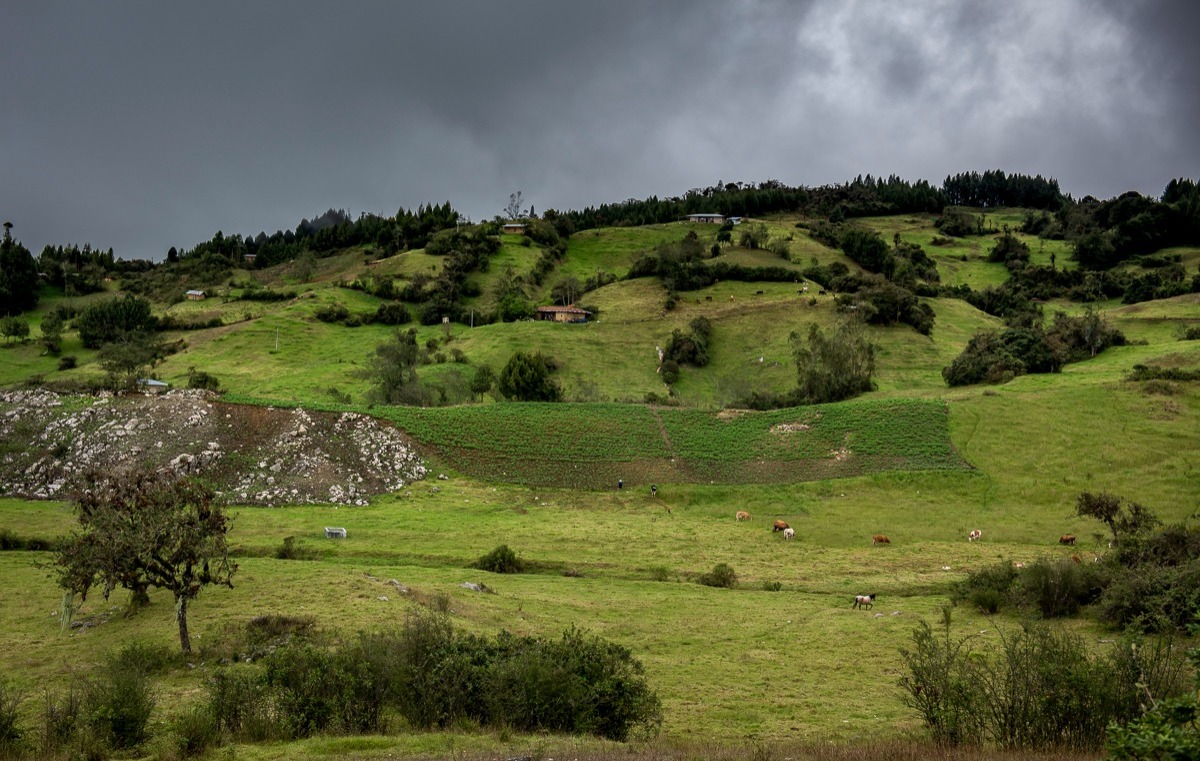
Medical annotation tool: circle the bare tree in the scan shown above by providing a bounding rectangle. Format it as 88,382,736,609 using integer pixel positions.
505,191,524,221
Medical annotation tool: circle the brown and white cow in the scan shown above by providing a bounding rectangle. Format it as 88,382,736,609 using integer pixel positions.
773,520,790,532
736,511,751,522
1059,534,1076,546
873,534,891,545
968,529,982,542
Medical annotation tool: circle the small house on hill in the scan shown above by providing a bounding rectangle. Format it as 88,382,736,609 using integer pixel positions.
186,289,207,301
136,378,168,394
535,305,591,324
502,223,527,234
685,213,725,224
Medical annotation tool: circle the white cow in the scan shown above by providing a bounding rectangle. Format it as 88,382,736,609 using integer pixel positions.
783,527,795,540
968,529,982,542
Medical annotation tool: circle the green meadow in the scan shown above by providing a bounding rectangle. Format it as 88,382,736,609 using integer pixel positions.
1,209,1199,759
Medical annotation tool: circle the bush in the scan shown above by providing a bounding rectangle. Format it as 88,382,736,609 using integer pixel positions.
497,351,561,402
0,678,24,750
40,683,85,754
648,566,671,582
274,536,315,560
84,647,156,749
187,369,220,391
0,530,55,551
208,613,663,743
1015,558,1105,618
472,544,524,573
374,301,411,325
486,627,662,741
899,614,1190,750
75,293,156,348
314,303,350,323
953,562,1018,614
170,703,220,758
57,355,77,371
207,668,279,741
263,643,386,737
698,563,737,588
1099,560,1200,632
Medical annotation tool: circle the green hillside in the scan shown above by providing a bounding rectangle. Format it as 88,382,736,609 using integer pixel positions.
2,195,1200,759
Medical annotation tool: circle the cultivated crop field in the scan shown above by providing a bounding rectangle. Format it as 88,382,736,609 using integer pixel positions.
365,398,970,488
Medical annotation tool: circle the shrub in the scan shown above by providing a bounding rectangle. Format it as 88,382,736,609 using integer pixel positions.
40,683,85,754
263,643,386,737
170,703,220,758
486,627,662,741
314,303,350,323
953,562,1018,614
472,544,524,574
762,581,782,592
900,614,1190,750
57,355,77,371
1099,560,1200,632
0,530,55,551
274,536,316,560
698,563,737,588
0,678,24,750
898,616,981,745
1015,558,1105,618
647,566,671,582
84,648,156,749
207,668,279,741
186,369,220,391
75,293,156,348
374,301,410,325
498,351,561,402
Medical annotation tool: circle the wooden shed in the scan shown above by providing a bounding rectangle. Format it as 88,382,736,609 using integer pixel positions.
535,305,591,323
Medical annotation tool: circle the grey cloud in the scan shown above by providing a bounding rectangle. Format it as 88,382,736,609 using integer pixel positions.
1,1,1197,260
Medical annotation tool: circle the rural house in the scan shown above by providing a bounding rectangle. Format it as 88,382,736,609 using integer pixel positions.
535,305,591,323
685,213,726,223
502,223,527,234
185,289,206,300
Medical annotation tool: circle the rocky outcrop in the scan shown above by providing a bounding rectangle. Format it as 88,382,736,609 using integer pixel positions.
0,390,426,505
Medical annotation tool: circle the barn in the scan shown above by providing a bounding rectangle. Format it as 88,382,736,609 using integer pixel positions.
534,305,592,324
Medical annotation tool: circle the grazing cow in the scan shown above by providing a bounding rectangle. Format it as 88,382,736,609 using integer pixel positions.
872,534,890,545
783,527,795,540
968,529,982,542
773,520,790,532
1012,561,1026,569
736,510,751,522
853,593,876,610
1071,554,1082,564
755,290,765,295
1059,534,1076,546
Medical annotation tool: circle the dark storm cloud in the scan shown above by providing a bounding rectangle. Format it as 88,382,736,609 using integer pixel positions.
2,1,1197,260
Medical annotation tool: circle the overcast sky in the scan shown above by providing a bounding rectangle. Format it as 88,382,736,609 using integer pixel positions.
3,0,1198,260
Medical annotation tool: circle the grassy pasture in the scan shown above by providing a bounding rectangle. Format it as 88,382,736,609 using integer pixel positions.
3,212,1199,758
